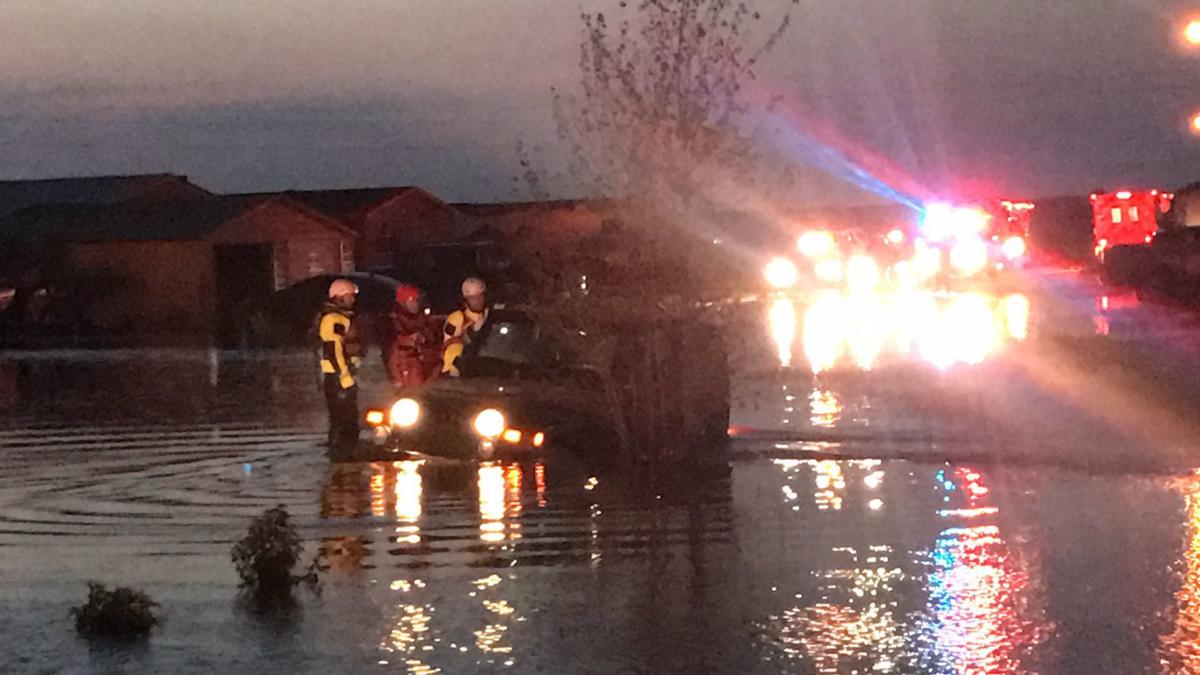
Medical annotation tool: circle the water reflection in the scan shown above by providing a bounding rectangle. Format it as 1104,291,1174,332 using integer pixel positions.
802,292,843,373
314,459,733,672
472,573,517,666
809,388,843,428
768,291,1031,372
812,460,847,511
780,547,909,674
769,297,798,368
477,462,523,544
1002,294,1031,342
1159,472,1200,670
366,461,425,524
919,466,1051,674
765,460,1052,673
768,460,909,672
380,577,438,674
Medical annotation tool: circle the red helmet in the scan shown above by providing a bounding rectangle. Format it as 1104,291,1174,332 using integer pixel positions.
395,285,421,305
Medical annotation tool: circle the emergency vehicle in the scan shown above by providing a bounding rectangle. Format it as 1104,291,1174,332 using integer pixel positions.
988,200,1034,264
1090,189,1174,259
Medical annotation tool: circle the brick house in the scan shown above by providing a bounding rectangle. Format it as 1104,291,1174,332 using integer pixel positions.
454,199,616,248
0,174,213,280
244,186,464,269
0,193,355,345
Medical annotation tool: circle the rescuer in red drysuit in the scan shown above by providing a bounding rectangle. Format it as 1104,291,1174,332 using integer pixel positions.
382,284,436,390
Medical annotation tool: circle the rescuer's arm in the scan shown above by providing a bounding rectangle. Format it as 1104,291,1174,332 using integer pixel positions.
441,311,466,376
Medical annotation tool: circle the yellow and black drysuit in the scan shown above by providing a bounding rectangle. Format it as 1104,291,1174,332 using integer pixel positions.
319,304,361,448
441,305,489,377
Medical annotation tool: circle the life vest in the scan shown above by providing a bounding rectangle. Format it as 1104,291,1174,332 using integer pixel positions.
319,306,357,389
441,306,488,376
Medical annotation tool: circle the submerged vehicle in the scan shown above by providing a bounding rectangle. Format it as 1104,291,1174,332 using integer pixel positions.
341,305,729,464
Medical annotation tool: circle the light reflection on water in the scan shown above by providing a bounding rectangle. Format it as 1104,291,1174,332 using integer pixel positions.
1160,472,1200,671
315,459,736,670
809,388,843,428
917,467,1052,674
762,459,1054,674
4,409,1199,673
768,291,1031,371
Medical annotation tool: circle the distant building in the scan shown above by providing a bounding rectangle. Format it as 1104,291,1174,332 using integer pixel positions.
1172,183,1200,228
0,190,354,345
454,199,617,248
0,173,210,219
243,186,464,268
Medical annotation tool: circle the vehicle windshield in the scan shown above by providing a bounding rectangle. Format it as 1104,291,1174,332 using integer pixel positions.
465,315,567,376
474,319,542,365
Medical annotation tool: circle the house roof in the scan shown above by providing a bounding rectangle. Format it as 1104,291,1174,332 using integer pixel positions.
237,186,443,225
0,194,351,244
0,173,206,219
453,198,610,217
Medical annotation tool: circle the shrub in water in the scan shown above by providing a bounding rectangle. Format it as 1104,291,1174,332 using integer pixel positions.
71,582,161,639
232,506,317,601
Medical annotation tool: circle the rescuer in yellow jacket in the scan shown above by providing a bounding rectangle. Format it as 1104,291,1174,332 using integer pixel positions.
442,277,489,377
319,278,362,449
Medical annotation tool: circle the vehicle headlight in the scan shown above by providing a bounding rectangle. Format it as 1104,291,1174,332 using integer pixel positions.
390,398,422,428
949,237,988,275
764,257,799,290
814,258,843,283
797,230,836,258
913,240,942,280
845,255,880,293
473,408,506,439
1002,235,1027,260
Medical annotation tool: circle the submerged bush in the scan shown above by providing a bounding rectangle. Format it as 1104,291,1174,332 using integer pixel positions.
71,582,161,639
232,506,318,602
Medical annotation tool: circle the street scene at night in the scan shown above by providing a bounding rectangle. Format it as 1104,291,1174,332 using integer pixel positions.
5,2,1200,674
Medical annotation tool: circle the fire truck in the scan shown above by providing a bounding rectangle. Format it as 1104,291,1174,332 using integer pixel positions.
1090,189,1174,259
991,200,1033,239
986,200,1034,265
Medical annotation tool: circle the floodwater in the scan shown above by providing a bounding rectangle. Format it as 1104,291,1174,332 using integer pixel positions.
5,271,1200,673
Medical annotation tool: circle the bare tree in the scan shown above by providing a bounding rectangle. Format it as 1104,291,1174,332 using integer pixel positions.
511,0,801,294
520,0,800,293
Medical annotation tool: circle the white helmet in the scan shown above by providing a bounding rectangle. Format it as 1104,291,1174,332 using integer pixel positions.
462,277,486,298
328,278,358,299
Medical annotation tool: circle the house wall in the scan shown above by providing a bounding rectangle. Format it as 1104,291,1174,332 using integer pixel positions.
207,200,355,287
461,202,611,252
64,201,356,344
1177,191,1200,228
360,191,460,267
66,241,212,335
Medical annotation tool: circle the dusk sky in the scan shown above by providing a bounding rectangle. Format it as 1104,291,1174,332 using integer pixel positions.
3,0,1200,203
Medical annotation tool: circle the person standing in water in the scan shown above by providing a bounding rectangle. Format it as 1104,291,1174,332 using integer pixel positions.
319,279,361,449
